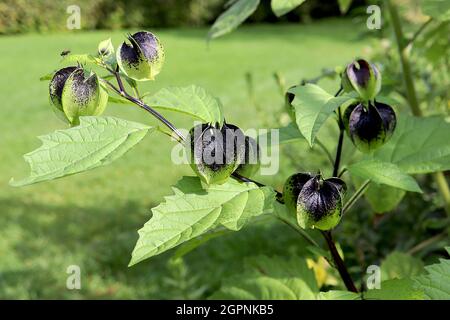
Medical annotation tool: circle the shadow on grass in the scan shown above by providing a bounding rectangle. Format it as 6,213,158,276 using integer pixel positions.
0,196,317,299
0,197,172,298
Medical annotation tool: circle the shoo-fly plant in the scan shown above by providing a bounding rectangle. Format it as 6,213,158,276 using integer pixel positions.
11,24,450,300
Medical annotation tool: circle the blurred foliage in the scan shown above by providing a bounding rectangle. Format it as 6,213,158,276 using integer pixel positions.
0,0,367,34
362,1,450,117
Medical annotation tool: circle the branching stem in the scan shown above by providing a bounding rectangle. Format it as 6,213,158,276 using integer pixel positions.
321,230,358,293
343,180,371,214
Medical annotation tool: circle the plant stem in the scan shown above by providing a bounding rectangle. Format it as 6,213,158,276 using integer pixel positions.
278,216,320,248
407,231,447,255
105,69,186,142
333,129,344,177
332,88,345,177
343,180,371,214
301,68,338,85
103,70,284,195
316,138,334,166
406,17,433,48
386,0,450,216
321,230,358,292
434,172,450,214
386,0,421,116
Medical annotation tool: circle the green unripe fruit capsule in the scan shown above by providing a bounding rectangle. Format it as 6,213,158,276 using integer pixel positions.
117,31,165,81
234,136,260,178
49,67,108,125
343,101,396,153
283,173,314,215
341,59,381,102
49,66,78,123
283,174,346,231
187,122,245,185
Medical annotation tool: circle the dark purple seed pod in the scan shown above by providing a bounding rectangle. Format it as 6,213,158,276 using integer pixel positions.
296,175,346,230
187,122,245,185
117,31,164,81
343,101,396,152
283,172,315,215
49,66,108,125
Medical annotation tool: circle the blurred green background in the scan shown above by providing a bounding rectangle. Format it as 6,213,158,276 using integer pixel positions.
0,0,349,34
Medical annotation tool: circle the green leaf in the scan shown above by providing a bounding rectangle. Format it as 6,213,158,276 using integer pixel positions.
421,0,450,21
271,0,306,17
10,117,152,186
365,184,405,212
289,84,356,146
208,0,260,40
210,255,318,299
337,0,353,14
170,229,231,261
260,122,303,146
347,159,422,193
413,247,450,299
373,114,450,174
143,85,224,125
317,290,360,300
381,252,425,280
129,177,275,266
365,279,424,300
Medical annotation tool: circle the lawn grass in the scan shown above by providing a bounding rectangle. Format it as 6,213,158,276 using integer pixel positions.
0,19,369,298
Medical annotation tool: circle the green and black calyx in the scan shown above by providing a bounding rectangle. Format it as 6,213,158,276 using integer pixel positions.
341,59,396,152
116,31,165,81
49,66,108,126
187,122,261,185
343,101,396,152
283,173,347,231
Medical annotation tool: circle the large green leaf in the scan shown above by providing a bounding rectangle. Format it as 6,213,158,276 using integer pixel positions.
413,247,450,299
381,252,424,280
365,184,405,212
372,114,450,174
348,159,422,193
421,0,450,21
365,279,424,300
260,122,303,146
143,85,224,125
271,0,306,17
289,84,356,146
170,229,231,261
210,255,318,299
10,117,152,186
129,177,275,266
208,0,260,40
